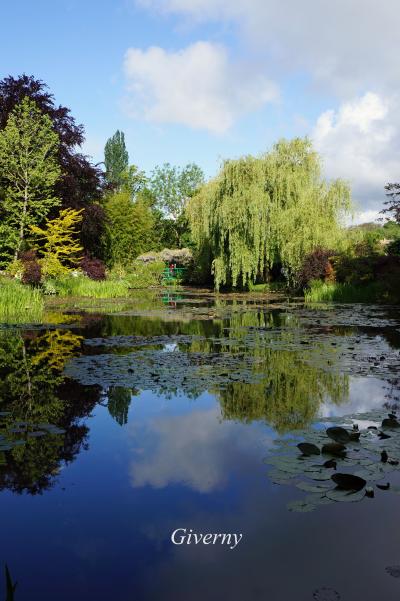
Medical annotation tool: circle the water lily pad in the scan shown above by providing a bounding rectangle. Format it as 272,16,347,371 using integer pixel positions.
296,481,333,493
326,488,365,502
326,427,351,444
331,473,366,491
297,442,320,456
382,418,400,429
322,443,346,457
287,499,316,512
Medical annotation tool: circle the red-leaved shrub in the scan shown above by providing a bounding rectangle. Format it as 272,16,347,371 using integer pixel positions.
81,255,106,280
297,247,334,288
20,250,42,286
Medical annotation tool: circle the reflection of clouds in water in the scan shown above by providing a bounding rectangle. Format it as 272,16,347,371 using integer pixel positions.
130,407,274,492
319,377,387,418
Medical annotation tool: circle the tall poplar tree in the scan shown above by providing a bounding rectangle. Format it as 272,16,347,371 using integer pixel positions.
104,130,129,189
0,97,60,263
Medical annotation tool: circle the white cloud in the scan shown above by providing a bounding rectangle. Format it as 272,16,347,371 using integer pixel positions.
123,41,278,133
138,0,400,96
312,92,400,217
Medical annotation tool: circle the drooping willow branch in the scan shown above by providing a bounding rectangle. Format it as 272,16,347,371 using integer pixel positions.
187,138,352,290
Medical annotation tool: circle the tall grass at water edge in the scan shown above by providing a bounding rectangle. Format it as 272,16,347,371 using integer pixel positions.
0,279,44,323
304,280,382,303
46,276,131,298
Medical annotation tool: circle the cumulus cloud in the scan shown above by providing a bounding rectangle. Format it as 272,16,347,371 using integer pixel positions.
138,0,400,96
123,41,278,133
312,92,400,217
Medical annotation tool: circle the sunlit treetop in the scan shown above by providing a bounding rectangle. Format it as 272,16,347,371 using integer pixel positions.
187,137,352,289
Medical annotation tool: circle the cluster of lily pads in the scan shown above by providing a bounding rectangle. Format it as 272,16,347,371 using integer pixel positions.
0,411,65,462
64,348,264,396
266,408,400,512
84,334,206,349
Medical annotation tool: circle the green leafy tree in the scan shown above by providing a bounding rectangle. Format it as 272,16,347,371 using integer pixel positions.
120,164,147,197
104,130,129,189
150,162,204,219
187,138,351,289
104,190,156,266
149,163,204,247
0,97,60,264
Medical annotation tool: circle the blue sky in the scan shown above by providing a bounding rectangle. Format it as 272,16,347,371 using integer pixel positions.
2,0,399,220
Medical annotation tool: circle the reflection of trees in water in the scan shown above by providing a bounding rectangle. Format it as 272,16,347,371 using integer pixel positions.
96,308,349,433
218,355,348,434
0,330,99,494
189,310,349,433
106,386,138,426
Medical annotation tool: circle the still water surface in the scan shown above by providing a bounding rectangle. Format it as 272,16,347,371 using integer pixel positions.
1,291,400,600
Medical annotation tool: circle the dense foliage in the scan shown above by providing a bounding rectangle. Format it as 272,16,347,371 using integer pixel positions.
0,75,105,257
103,191,156,266
30,208,83,277
20,250,42,286
297,247,334,288
187,138,351,289
80,255,106,280
0,74,398,305
0,97,61,265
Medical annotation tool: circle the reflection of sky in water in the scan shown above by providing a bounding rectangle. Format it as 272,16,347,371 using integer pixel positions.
319,376,389,418
129,400,274,492
2,383,400,600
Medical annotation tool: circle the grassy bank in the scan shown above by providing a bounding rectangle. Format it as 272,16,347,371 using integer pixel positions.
304,280,385,303
0,262,167,324
0,279,44,323
45,276,131,298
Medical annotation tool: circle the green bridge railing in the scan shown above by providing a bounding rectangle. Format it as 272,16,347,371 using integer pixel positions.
161,267,186,282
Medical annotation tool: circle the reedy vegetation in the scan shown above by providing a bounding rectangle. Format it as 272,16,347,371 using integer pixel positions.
0,279,44,323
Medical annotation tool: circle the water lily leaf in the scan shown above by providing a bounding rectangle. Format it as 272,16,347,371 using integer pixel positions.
304,494,335,506
376,483,390,490
305,469,334,481
297,442,320,456
326,488,365,502
382,418,400,429
331,473,366,491
326,427,351,444
287,499,316,512
322,443,346,457
296,481,333,493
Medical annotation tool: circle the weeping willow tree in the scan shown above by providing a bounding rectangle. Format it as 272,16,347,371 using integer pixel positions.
187,138,352,289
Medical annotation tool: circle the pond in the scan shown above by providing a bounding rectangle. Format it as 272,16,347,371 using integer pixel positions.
1,290,400,600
